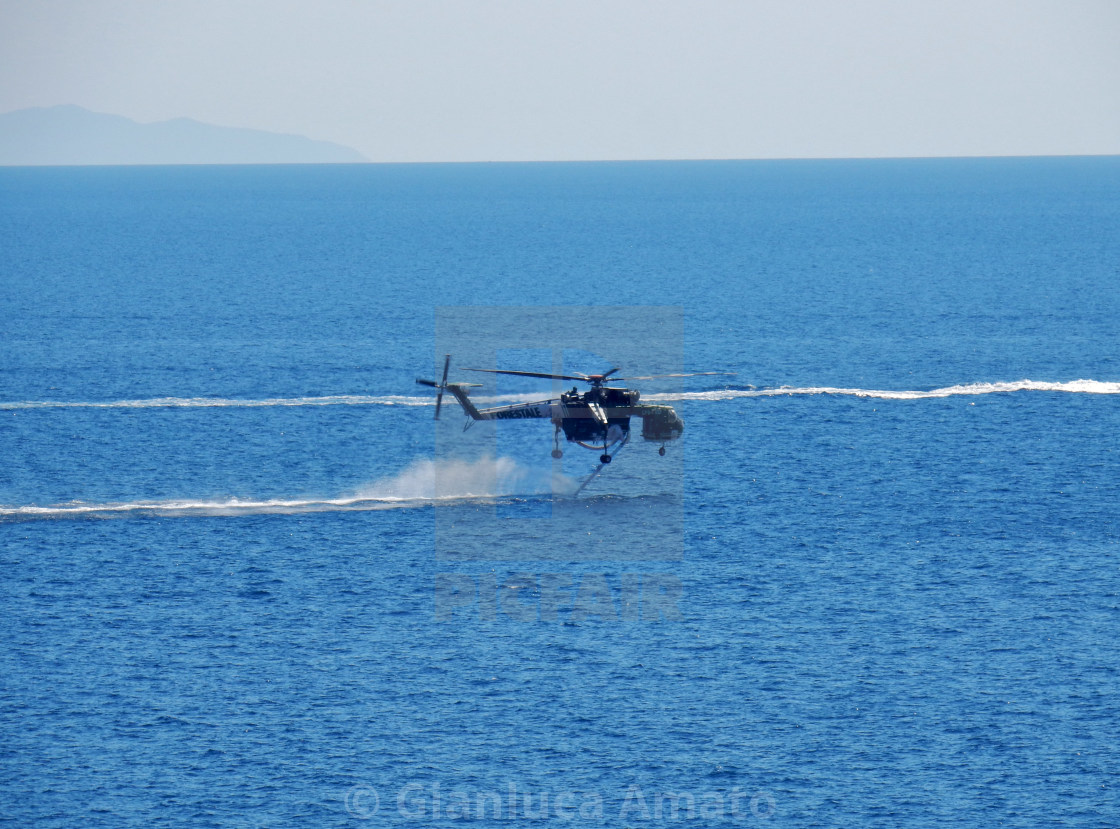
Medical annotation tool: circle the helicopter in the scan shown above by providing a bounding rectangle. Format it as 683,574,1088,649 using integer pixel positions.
417,355,725,464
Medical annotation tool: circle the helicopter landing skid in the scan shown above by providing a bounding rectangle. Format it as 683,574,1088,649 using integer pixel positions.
574,433,630,497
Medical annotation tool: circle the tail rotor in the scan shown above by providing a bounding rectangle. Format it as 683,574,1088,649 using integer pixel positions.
435,354,450,419
416,354,452,420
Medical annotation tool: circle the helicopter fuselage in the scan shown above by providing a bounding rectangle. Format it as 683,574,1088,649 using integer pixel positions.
441,382,683,446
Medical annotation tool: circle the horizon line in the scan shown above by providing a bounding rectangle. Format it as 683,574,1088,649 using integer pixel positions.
3,152,1119,169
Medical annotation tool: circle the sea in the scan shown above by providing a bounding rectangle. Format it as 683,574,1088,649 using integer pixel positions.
1,157,1118,827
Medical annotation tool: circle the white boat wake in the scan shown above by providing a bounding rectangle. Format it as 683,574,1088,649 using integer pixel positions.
645,378,1120,402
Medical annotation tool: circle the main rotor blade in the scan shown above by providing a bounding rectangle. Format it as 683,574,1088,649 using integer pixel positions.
612,371,737,381
463,368,590,382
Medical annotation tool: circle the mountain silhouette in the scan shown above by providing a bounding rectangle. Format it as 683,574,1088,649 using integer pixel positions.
0,105,368,165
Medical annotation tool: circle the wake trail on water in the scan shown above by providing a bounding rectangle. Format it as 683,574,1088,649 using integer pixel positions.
0,394,430,410
3,379,1117,410
0,456,579,521
645,378,1120,402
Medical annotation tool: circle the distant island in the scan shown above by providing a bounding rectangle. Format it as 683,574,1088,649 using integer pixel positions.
0,105,368,166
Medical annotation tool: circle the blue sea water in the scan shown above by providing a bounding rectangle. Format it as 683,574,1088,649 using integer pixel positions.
1,158,1118,827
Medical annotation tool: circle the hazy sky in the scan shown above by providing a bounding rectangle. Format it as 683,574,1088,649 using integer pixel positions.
2,0,1118,161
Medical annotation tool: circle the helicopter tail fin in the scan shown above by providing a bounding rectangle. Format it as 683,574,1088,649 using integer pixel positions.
416,379,483,419
444,382,485,420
